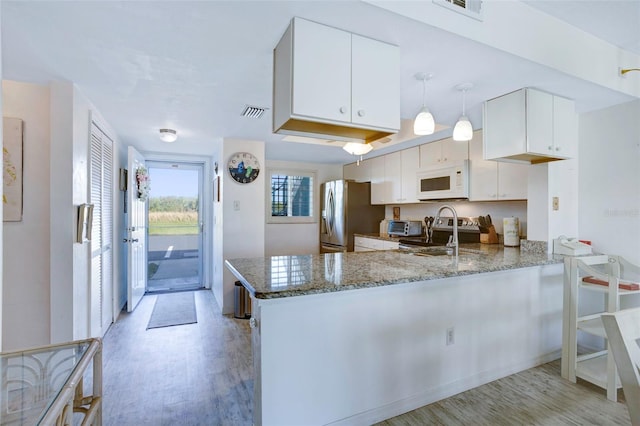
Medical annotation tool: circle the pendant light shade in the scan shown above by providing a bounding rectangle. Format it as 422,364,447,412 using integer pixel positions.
414,72,435,136
414,107,435,136
343,142,373,156
453,116,473,141
453,83,473,142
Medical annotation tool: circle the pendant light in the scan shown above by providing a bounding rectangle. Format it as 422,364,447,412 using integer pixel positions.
413,72,435,136
453,83,473,142
343,142,373,165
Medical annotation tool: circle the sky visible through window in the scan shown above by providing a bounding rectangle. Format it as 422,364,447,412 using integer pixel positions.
148,168,198,198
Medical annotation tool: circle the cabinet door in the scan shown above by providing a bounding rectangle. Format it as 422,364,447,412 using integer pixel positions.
526,89,554,156
442,137,469,162
419,141,442,167
401,147,420,203
382,241,399,250
369,156,387,204
498,162,528,200
468,133,498,201
553,96,578,159
292,19,351,123
384,152,402,203
351,35,400,131
344,160,371,182
483,89,526,160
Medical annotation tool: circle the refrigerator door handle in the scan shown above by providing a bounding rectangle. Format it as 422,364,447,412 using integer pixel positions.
327,189,335,237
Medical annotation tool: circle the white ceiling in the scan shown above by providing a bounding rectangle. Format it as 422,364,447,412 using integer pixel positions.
2,1,638,164
524,0,640,55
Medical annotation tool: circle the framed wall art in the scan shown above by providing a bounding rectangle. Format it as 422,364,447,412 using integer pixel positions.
3,117,24,222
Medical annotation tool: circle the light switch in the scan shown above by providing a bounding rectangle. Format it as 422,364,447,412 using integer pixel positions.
233,200,240,211
552,197,559,211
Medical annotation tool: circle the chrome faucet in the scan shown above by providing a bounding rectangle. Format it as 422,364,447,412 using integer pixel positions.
435,204,459,257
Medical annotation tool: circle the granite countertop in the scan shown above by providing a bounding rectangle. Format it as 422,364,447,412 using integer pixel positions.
225,243,563,300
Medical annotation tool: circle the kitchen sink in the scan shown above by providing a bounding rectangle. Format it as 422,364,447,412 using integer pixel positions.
407,246,454,257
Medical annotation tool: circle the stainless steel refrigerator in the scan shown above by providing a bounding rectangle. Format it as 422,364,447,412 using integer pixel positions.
320,180,385,253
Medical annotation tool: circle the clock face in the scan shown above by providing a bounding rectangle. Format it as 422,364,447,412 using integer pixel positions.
228,152,260,184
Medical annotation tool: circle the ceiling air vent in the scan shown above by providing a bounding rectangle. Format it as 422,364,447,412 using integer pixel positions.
433,0,483,21
241,105,268,118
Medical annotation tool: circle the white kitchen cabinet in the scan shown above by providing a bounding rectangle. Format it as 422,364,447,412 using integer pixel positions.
419,137,468,167
343,160,371,182
469,130,527,201
400,147,420,203
369,156,388,205
483,88,577,163
351,35,400,131
385,151,402,204
273,17,400,143
354,236,398,251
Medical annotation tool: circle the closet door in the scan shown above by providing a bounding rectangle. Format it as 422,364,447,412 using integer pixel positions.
90,120,114,337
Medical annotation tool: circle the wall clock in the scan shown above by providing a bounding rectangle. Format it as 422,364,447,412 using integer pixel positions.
228,152,260,184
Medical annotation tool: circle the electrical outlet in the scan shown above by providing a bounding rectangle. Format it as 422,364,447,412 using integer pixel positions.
446,327,455,346
552,197,559,211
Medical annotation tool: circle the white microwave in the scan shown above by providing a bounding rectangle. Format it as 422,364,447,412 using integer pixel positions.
416,160,469,201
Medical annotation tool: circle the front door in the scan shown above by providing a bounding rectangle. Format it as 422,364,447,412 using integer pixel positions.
127,146,147,312
146,161,204,293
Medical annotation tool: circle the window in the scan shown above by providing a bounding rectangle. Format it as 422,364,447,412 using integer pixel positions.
267,169,316,223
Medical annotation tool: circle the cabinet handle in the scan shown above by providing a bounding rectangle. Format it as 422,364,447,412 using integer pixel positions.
548,145,553,151
555,147,561,151
500,194,507,198
357,110,365,117
491,194,497,198
339,106,347,114
443,157,447,161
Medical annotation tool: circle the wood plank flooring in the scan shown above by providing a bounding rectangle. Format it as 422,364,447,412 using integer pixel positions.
101,290,253,425
101,290,631,425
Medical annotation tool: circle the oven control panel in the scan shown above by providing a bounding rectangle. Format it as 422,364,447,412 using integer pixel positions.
432,216,480,233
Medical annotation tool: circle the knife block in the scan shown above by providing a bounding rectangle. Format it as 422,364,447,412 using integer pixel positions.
480,225,499,244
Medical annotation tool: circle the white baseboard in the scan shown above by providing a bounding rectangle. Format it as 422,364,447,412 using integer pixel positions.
327,349,562,426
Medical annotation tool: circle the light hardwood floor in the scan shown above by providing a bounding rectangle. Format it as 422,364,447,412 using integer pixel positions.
102,290,631,425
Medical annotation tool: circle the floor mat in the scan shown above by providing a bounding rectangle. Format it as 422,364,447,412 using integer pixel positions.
146,292,197,329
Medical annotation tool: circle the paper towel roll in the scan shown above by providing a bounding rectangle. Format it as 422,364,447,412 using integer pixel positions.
503,217,520,247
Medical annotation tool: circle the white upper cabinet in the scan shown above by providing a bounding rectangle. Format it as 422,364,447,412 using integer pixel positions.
369,156,388,205
351,34,400,130
400,147,420,203
483,88,577,163
343,159,372,183
290,19,351,124
419,137,468,167
382,147,420,204
469,130,527,201
273,18,400,143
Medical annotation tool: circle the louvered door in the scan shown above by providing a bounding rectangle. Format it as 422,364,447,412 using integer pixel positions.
90,120,114,337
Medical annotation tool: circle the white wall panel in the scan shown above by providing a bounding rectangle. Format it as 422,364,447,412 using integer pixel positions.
2,81,50,350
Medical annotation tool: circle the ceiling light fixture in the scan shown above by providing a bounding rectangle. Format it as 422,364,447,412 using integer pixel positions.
413,72,435,136
453,83,474,142
159,128,178,143
343,142,373,165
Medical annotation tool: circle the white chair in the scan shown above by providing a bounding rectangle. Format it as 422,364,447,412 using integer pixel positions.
602,307,640,426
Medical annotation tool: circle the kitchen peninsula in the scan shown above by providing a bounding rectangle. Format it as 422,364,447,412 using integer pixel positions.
226,245,565,425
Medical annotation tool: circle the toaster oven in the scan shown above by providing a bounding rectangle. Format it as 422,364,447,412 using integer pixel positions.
387,220,423,237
